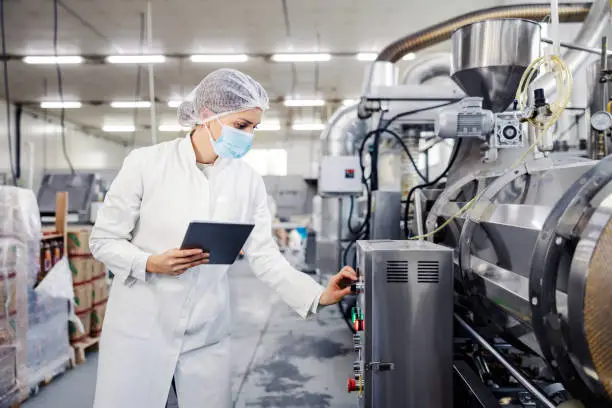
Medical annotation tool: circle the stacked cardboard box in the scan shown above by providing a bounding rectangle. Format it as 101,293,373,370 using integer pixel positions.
91,261,108,337
67,228,108,341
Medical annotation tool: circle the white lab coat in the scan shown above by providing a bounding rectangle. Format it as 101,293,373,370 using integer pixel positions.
90,135,324,408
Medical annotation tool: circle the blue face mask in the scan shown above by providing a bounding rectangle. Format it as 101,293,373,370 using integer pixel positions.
208,120,254,159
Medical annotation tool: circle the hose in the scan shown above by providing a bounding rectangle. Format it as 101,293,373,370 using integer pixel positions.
376,3,590,62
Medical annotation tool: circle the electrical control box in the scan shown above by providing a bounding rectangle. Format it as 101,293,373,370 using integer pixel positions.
350,240,454,408
318,156,363,196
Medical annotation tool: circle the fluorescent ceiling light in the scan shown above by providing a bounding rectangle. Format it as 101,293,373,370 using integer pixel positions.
111,101,151,108
283,99,326,107
23,56,83,64
356,53,377,61
158,124,191,132
257,122,281,131
103,125,136,132
190,54,248,63
292,123,325,131
342,99,358,106
402,53,417,61
168,100,182,108
106,55,166,64
271,53,331,62
40,101,82,109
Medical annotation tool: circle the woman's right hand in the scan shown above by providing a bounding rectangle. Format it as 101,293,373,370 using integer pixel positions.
146,249,209,275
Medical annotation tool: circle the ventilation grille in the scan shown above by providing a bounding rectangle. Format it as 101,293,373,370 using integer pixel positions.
418,261,439,283
386,261,408,283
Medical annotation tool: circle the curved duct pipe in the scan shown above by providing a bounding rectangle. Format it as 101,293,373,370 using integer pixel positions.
401,52,453,85
320,103,361,157
375,3,591,63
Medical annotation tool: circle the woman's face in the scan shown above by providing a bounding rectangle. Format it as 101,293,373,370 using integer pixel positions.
207,108,263,140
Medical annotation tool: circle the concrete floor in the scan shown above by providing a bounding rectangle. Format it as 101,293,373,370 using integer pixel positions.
23,261,356,408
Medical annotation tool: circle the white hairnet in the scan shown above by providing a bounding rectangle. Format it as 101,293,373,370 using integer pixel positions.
177,68,269,127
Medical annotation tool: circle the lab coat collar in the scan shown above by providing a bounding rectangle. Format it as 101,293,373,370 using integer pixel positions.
179,133,230,172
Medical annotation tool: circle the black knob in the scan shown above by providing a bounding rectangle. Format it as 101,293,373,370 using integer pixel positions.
534,88,546,108
579,139,588,150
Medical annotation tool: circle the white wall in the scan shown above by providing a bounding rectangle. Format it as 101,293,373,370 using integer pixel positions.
0,101,127,190
252,136,321,178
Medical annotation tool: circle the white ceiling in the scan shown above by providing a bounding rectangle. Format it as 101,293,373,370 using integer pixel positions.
4,0,503,145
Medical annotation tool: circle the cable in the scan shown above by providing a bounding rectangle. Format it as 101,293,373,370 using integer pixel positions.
347,196,363,235
0,0,16,185
349,101,458,239
378,128,427,181
53,0,75,174
131,12,146,148
404,140,462,238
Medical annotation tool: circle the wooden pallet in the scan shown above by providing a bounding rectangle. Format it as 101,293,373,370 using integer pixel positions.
72,336,100,365
16,356,72,404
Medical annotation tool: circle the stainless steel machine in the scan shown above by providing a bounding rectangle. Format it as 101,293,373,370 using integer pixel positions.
350,240,453,408
316,1,612,406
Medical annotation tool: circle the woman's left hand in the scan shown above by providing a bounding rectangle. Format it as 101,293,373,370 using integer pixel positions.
319,266,358,306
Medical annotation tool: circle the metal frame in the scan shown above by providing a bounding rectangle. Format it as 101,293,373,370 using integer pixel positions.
455,314,556,408
458,165,529,276
529,155,612,404
425,172,485,241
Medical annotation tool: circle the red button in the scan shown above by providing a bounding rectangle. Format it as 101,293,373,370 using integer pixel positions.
353,319,364,331
347,378,357,393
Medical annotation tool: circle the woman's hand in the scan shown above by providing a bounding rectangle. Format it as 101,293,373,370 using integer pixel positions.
146,249,209,276
319,266,358,306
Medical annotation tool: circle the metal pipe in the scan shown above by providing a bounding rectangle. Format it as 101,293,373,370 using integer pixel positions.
337,197,344,270
601,36,608,112
455,314,557,408
147,1,157,145
375,3,591,62
401,53,453,85
26,141,34,189
15,103,21,180
414,189,425,239
320,103,359,156
601,36,609,157
541,37,612,56
536,0,610,97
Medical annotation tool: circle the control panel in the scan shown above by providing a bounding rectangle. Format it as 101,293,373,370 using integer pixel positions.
318,156,363,196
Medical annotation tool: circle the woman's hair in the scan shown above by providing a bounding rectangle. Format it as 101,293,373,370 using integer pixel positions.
177,68,269,127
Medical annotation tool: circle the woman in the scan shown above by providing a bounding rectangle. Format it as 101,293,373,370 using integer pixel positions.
89,68,357,408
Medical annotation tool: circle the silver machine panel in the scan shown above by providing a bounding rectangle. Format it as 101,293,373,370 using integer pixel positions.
370,191,401,240
353,240,454,408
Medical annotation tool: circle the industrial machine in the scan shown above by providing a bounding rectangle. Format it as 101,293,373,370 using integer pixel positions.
37,173,96,224
316,1,612,406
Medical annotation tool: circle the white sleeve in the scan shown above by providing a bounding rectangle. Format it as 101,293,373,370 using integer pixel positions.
244,176,324,319
89,151,151,285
